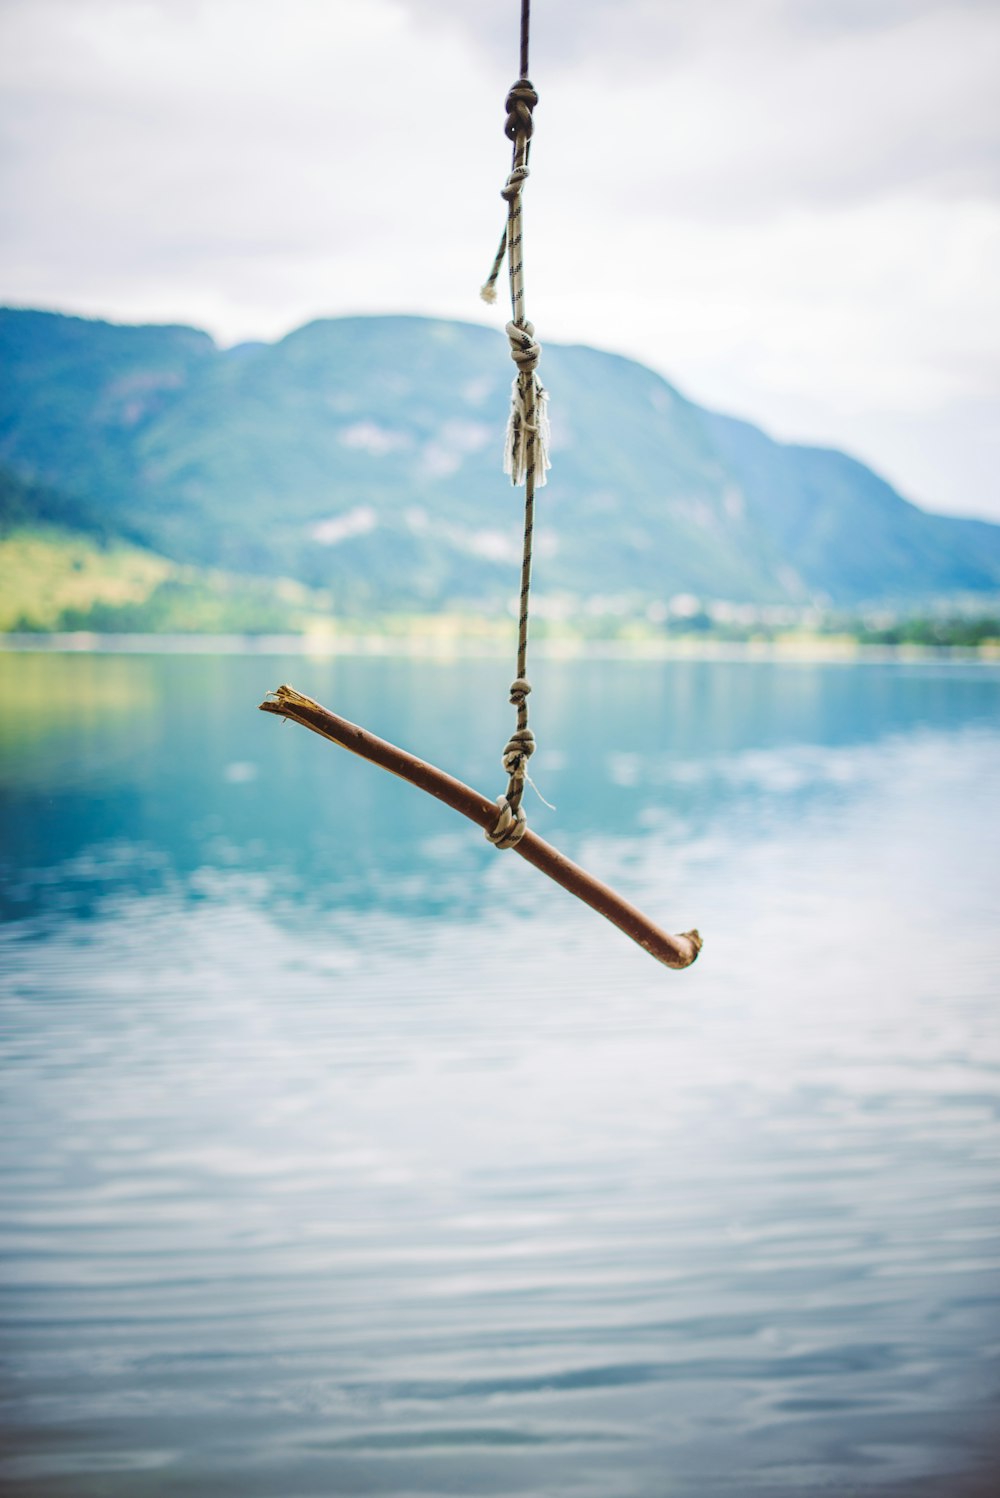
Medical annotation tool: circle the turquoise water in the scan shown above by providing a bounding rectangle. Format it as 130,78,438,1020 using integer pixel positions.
1,650,999,1496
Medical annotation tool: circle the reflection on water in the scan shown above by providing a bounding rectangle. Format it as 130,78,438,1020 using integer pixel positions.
1,651,999,1496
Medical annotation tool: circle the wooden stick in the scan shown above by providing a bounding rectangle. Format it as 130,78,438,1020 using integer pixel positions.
259,685,702,971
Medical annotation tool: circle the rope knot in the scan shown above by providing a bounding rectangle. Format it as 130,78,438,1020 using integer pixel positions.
505,319,540,376
504,78,538,141
509,677,532,706
502,727,535,775
485,794,528,850
500,164,530,203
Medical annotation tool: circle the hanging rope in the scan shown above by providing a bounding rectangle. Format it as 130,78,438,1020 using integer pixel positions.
482,0,550,851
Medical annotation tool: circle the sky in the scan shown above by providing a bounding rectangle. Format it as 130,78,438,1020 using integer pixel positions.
1,0,998,520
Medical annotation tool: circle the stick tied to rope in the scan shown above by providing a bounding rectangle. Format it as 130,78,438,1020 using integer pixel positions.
255,0,703,973
260,686,701,970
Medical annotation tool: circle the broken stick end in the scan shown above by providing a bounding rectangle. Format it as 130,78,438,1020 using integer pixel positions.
260,684,314,715
665,928,702,970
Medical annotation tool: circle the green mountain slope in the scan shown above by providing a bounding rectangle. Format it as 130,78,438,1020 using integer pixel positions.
2,306,998,611
0,467,337,634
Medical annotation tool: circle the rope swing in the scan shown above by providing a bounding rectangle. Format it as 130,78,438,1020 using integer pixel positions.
259,0,702,972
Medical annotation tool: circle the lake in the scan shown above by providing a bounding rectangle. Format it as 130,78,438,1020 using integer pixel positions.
1,648,999,1497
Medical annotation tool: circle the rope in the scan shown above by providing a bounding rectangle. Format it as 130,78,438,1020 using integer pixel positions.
482,0,549,852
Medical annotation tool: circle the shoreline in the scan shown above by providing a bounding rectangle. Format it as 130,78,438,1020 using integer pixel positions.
1,630,998,664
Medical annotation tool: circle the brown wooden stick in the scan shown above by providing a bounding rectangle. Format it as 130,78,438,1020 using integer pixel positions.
259,684,701,971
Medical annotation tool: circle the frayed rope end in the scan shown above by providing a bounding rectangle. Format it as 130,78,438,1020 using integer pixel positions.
503,378,551,488
480,282,498,305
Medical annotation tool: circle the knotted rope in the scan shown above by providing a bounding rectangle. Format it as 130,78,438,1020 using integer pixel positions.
481,9,549,852
480,94,550,491
486,677,535,848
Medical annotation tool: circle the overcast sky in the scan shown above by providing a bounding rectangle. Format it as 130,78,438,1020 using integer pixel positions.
1,0,998,518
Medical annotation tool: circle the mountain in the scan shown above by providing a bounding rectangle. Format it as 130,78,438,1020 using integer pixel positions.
2,306,999,615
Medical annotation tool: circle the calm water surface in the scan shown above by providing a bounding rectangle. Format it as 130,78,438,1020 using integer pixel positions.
1,651,999,1497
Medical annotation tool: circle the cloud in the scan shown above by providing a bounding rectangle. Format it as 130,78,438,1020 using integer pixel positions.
0,0,997,517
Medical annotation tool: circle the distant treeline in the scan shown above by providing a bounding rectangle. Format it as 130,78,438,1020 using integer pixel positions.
2,526,998,652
